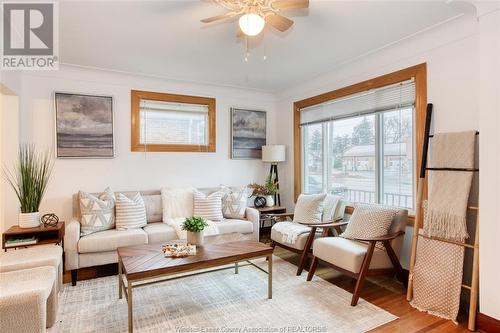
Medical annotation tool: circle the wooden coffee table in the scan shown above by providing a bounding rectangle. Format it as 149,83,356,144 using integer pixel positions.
117,240,274,332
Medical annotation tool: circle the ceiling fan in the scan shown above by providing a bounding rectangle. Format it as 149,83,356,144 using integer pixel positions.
201,0,309,37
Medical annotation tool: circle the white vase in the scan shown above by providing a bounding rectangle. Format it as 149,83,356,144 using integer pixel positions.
187,230,204,245
18,212,40,228
265,195,275,207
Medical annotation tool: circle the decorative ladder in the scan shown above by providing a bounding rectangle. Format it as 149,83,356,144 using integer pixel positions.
406,103,480,331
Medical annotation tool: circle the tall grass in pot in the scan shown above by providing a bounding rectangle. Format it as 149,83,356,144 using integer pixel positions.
3,145,54,228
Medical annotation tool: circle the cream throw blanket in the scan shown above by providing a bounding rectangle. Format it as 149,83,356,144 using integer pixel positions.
423,131,476,241
411,131,476,323
164,218,220,239
273,222,311,245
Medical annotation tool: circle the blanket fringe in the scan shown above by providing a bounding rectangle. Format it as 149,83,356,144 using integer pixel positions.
409,300,459,325
424,209,469,241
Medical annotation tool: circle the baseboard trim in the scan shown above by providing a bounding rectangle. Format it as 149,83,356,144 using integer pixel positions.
477,312,500,333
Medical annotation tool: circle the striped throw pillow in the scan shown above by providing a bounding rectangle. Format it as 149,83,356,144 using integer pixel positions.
115,192,147,230
194,191,224,221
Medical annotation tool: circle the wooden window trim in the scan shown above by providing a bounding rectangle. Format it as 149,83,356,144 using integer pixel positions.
131,90,216,152
293,63,427,227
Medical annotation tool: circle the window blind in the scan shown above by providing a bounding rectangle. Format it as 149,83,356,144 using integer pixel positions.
300,79,415,126
139,99,209,114
139,99,208,145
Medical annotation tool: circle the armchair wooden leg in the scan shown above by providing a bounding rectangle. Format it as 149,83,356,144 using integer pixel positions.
351,242,376,306
383,240,406,287
306,256,318,281
297,227,317,276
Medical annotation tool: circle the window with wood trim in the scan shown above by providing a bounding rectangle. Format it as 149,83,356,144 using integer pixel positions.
131,90,216,152
294,64,427,212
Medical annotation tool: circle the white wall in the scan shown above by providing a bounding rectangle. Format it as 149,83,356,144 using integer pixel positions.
477,3,500,321
0,65,277,230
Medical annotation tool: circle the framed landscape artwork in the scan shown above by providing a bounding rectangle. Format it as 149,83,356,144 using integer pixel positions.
231,108,266,159
55,92,114,158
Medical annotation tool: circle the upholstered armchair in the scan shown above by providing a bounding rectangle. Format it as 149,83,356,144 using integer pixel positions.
268,194,346,276
306,207,408,306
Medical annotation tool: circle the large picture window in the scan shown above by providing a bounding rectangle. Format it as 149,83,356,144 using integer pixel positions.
295,64,427,212
131,90,216,152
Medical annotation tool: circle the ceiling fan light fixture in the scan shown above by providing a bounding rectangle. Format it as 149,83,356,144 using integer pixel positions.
238,13,265,36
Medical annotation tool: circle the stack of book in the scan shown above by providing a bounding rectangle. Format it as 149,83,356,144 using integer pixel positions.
5,236,38,248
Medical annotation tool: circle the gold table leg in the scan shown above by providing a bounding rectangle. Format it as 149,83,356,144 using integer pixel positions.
268,254,272,299
128,280,133,333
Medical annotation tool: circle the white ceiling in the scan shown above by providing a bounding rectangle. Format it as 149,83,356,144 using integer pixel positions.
59,1,474,92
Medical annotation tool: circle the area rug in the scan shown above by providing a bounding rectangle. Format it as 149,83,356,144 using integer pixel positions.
49,256,396,332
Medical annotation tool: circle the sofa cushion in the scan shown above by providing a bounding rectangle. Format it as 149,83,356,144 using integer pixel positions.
143,223,178,244
313,237,393,273
216,219,253,235
161,187,195,220
78,229,148,253
142,194,163,223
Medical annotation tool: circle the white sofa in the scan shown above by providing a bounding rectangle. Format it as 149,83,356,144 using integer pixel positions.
64,188,260,285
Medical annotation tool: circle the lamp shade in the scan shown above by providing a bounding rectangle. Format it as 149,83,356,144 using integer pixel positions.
262,145,286,162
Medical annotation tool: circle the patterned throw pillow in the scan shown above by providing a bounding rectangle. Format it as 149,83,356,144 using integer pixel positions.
292,194,327,225
79,188,115,236
221,187,247,219
340,203,397,240
194,190,224,221
115,192,147,230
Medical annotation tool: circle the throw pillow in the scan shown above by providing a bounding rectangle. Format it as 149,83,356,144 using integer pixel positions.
115,192,147,230
340,203,397,240
292,193,327,225
322,194,345,222
79,187,115,236
161,187,195,220
194,190,224,221
221,186,247,219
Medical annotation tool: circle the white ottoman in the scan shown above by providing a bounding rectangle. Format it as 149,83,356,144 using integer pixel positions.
0,266,58,332
0,245,63,291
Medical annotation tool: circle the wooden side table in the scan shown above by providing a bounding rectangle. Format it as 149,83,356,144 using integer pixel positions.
2,222,65,251
254,206,287,240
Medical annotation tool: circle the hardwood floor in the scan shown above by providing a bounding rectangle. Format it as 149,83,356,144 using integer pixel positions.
63,243,481,332
273,246,478,333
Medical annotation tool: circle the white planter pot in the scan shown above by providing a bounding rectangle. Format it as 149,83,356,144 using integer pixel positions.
187,230,204,245
265,195,275,207
18,212,40,228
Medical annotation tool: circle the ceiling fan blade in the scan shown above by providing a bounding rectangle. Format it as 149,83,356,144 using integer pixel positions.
265,14,294,32
271,0,309,10
201,12,236,23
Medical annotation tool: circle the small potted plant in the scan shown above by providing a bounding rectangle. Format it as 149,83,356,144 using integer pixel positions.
248,175,278,207
182,216,209,245
3,145,54,228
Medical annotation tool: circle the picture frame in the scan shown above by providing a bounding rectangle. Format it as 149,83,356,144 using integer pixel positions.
54,92,114,158
230,107,266,159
